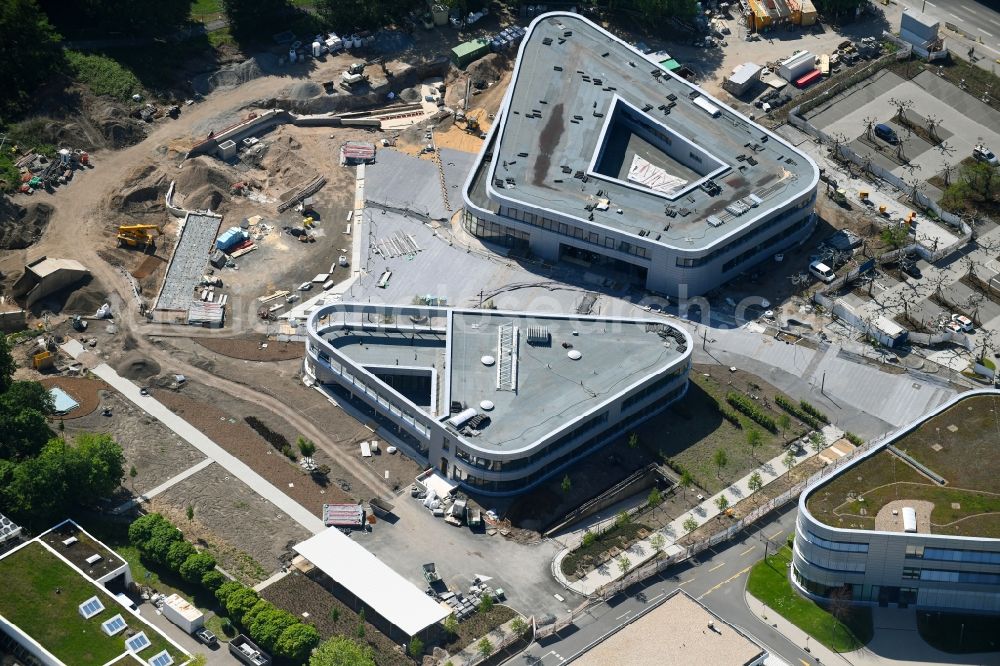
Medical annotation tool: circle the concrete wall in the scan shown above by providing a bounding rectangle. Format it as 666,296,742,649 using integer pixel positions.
0,310,27,332
12,259,90,308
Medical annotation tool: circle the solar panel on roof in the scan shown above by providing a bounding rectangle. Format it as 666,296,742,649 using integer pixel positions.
148,650,173,666
79,596,105,619
102,614,127,636
126,632,151,653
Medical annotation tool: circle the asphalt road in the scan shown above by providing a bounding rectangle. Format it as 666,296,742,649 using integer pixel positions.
508,505,814,666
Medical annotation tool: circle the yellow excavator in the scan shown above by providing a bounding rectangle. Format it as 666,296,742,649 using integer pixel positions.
116,224,162,252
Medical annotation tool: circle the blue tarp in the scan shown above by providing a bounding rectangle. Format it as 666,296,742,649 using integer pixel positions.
215,226,247,252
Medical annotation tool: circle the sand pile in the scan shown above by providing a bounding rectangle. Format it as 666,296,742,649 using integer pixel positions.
62,283,105,315
194,57,266,94
287,81,322,100
399,87,422,103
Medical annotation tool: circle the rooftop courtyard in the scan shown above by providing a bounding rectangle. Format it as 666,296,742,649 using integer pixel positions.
469,12,817,250
806,393,1000,537
0,541,186,666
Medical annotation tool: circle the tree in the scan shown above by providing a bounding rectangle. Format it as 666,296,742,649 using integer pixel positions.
511,616,529,636
650,532,666,553
715,495,730,514
647,487,662,508
310,636,375,666
782,450,798,486
128,513,170,549
408,636,424,658
616,553,631,574
479,595,494,613
179,552,217,583
683,517,698,534
881,224,909,249
477,637,494,659
713,448,729,479
747,471,764,494
679,470,694,499
201,570,225,591
297,437,317,457
443,613,459,637
165,540,196,571
144,520,183,565
0,334,13,394
276,623,321,662
243,599,272,632
561,474,571,494
250,606,297,651
777,414,791,438
39,0,191,38
581,530,597,547
809,431,825,453
186,504,195,521
0,0,64,123
746,428,763,460
222,0,295,44
0,380,54,460
614,510,631,529
224,586,261,625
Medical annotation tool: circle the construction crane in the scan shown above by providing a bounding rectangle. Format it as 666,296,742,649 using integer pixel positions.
116,224,162,252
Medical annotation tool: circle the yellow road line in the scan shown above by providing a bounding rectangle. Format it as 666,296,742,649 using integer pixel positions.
767,530,785,541
739,545,755,556
708,562,725,572
697,565,752,600
800,660,811,666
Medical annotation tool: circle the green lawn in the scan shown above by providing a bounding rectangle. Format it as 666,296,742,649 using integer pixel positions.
746,546,872,653
0,542,183,666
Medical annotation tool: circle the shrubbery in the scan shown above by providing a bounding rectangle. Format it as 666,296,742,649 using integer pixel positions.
725,393,777,432
798,400,829,424
774,395,823,431
844,432,864,447
130,513,320,661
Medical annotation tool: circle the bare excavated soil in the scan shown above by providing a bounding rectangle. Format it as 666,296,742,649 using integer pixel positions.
0,199,54,250
152,381,355,515
193,336,303,362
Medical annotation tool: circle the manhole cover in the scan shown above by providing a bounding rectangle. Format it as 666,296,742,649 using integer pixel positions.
931,443,943,452
947,424,958,433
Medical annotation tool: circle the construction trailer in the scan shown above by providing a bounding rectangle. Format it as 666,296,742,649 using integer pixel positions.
777,50,815,82
450,38,490,68
161,594,205,633
747,0,817,32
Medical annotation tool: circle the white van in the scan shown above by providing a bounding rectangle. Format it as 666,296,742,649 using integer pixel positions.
809,260,836,283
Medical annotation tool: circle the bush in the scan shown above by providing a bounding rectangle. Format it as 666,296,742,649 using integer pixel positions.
128,513,170,549
798,400,830,424
716,399,743,428
297,437,317,457
144,521,184,565
215,580,244,608
479,596,494,613
774,395,822,430
224,586,261,625
726,393,777,432
244,416,291,453
65,51,141,101
581,530,597,547
276,623,321,662
844,432,864,446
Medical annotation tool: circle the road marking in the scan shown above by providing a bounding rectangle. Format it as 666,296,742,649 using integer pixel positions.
677,577,696,586
982,29,995,37
767,530,784,541
739,545,756,556
697,565,752,600
923,1,935,6
546,650,566,663
648,592,665,603
800,660,811,666
709,562,726,572
615,610,632,620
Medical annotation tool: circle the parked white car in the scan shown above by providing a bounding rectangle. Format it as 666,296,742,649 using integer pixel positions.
808,260,836,283
951,313,974,332
973,144,998,166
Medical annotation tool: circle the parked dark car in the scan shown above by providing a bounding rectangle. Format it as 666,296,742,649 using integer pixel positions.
901,262,922,280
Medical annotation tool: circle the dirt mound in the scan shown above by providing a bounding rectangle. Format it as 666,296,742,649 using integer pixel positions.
116,352,161,380
466,53,508,84
174,157,237,194
288,81,322,100
187,184,227,211
106,164,169,215
0,198,53,250
193,56,268,94
399,87,421,103
62,283,106,315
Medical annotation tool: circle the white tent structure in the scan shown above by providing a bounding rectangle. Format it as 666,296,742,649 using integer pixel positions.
293,528,450,638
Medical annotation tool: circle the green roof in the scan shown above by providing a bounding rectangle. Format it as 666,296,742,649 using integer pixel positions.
659,58,681,71
0,541,187,666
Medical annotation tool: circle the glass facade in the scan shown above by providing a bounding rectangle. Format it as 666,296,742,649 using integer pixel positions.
806,531,869,553
908,546,1000,565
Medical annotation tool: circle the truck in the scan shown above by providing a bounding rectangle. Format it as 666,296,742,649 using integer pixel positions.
160,594,204,633
229,635,271,666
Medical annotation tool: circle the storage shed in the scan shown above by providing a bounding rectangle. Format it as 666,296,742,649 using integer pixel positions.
724,62,762,96
451,39,490,68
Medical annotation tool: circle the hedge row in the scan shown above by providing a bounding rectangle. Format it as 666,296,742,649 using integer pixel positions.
844,432,864,446
725,392,776,432
244,416,296,459
714,398,743,428
798,400,830,424
129,513,320,662
774,395,823,431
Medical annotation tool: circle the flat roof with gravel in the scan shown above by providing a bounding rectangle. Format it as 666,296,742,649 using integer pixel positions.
155,212,221,311
469,12,816,250
574,590,766,666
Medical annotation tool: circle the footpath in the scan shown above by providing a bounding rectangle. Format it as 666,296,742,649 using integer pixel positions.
555,424,844,596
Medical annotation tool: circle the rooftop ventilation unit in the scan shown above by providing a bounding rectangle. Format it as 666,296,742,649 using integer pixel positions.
63,536,79,547
526,326,551,345
86,553,103,565
448,408,478,429
707,215,724,227
497,322,519,392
